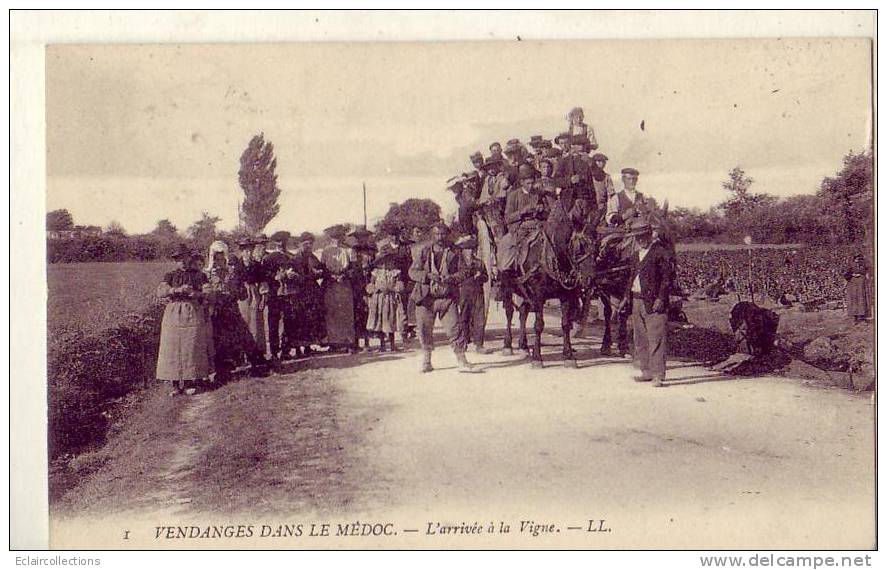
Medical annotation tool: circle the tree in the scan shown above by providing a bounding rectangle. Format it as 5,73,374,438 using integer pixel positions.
47,209,75,231
105,220,127,237
238,133,281,235
719,166,756,218
151,219,179,238
188,211,222,252
819,149,873,243
375,198,443,238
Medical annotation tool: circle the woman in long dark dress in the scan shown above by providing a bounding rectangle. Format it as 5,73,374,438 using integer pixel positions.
321,225,358,352
844,254,871,322
289,232,326,357
204,240,259,379
349,226,376,351
156,244,213,396
234,238,271,358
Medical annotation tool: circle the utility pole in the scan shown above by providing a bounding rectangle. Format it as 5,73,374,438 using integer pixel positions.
744,235,754,304
362,181,367,227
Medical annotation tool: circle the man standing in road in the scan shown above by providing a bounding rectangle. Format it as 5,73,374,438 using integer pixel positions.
408,223,473,373
623,218,674,387
454,234,492,355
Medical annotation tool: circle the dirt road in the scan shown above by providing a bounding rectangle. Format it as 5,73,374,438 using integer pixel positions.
51,305,875,550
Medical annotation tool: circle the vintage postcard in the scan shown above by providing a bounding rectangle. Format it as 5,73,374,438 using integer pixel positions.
12,10,878,552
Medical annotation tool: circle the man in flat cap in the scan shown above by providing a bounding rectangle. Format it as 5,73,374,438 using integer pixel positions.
590,153,616,212
408,222,473,372
621,217,674,387
606,167,648,227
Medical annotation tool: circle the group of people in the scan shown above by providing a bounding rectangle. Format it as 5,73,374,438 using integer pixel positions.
155,109,683,393
153,220,498,394
440,111,675,386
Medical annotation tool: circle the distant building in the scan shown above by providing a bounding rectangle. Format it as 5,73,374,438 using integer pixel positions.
46,225,103,240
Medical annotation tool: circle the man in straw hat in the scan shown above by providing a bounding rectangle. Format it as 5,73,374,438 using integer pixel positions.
621,217,674,387
408,222,473,372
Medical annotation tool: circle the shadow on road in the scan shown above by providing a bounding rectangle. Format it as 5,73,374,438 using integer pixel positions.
662,373,741,387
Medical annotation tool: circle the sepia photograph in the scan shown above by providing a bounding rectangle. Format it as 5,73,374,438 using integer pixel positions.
10,10,878,553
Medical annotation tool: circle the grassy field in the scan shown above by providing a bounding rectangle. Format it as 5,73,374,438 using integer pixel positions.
676,242,806,251
48,261,175,340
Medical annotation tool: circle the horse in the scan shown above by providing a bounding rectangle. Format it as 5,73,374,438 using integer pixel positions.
590,200,674,357
590,237,634,357
495,195,597,368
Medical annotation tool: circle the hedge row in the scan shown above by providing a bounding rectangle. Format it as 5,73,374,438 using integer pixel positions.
47,236,192,263
47,302,165,459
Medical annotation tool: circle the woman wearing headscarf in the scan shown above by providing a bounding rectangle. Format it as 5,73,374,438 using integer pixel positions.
844,253,871,322
204,240,260,379
321,224,358,352
156,244,213,395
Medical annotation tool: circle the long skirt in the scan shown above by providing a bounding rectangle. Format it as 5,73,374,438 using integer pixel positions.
238,284,267,355
324,280,356,345
367,291,406,334
212,297,258,370
156,300,213,382
354,293,369,339
846,276,871,318
290,287,325,344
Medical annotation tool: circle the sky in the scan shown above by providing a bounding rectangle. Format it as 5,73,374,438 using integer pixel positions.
46,39,872,235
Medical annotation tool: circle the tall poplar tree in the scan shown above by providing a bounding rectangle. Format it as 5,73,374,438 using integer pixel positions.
238,133,282,235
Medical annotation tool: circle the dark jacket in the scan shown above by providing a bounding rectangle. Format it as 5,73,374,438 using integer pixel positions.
263,250,292,296
408,242,468,304
626,240,674,313
459,255,489,299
